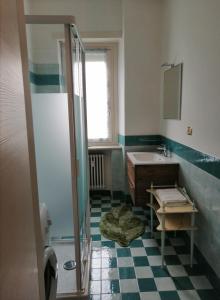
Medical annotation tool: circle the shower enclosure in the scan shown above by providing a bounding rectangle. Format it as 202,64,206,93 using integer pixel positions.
25,16,90,297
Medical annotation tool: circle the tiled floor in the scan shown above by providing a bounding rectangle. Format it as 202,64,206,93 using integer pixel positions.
89,195,220,300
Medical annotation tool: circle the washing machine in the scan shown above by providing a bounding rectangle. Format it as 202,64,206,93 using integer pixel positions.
40,203,58,300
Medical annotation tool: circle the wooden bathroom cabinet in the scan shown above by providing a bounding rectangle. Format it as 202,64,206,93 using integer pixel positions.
127,155,179,206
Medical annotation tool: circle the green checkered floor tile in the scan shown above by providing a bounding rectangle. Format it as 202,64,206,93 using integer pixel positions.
89,196,220,300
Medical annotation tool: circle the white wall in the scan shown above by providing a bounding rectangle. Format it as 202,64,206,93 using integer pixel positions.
26,0,163,137
25,0,124,130
24,0,31,13
161,0,220,158
26,0,122,61
27,24,65,64
161,0,220,277
27,0,122,35
123,0,162,135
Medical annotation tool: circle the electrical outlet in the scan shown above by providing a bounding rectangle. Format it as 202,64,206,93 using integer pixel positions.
187,126,193,135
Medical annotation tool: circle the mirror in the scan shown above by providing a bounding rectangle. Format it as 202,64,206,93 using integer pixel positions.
163,63,183,119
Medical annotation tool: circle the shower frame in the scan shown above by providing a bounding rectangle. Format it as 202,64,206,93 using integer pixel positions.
25,15,91,299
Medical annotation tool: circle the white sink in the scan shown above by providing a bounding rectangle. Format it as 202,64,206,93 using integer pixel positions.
132,152,165,162
127,152,177,165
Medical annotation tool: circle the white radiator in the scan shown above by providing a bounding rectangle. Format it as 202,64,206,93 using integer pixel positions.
89,154,105,190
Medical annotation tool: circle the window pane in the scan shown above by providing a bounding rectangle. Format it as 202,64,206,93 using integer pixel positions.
85,50,109,141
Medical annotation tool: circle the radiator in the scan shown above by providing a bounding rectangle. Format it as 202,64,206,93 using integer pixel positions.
89,154,105,190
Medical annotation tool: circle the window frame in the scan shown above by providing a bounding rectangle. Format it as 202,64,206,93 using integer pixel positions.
84,42,118,146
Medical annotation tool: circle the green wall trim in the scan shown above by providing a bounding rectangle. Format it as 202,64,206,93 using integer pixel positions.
162,136,220,180
30,71,60,86
118,134,161,146
118,134,220,179
118,134,125,145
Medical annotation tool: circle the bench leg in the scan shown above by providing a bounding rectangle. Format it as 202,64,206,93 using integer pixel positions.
150,193,154,237
190,230,194,268
161,230,165,268
190,213,195,268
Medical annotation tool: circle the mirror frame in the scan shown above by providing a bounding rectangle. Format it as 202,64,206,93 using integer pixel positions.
163,63,183,120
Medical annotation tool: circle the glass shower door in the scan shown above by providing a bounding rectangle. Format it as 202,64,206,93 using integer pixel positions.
25,22,78,295
71,27,90,287
25,17,91,296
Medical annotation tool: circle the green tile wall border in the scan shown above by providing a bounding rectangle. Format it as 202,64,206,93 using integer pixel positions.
118,134,161,146
30,71,60,86
118,134,126,145
118,134,220,180
162,136,220,180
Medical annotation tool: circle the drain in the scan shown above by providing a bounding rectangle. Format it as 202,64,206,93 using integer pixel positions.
63,260,76,270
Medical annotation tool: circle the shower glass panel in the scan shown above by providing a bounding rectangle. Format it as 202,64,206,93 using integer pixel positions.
71,27,90,279
26,23,77,294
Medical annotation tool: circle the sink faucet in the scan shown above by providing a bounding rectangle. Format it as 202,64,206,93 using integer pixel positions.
157,144,169,157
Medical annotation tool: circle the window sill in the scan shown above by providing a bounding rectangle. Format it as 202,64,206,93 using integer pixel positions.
88,144,122,151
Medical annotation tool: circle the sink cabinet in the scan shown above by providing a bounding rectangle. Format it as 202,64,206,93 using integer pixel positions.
127,155,179,206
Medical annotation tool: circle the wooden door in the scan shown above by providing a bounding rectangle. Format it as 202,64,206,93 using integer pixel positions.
0,0,44,299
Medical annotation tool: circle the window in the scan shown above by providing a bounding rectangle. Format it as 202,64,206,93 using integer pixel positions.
59,41,118,145
85,43,118,145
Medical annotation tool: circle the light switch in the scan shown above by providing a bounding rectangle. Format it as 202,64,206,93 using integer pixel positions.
187,126,193,135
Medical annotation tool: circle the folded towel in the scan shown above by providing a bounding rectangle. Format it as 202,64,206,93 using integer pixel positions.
156,188,187,204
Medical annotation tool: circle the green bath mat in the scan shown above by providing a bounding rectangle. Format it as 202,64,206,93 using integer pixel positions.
99,205,145,247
